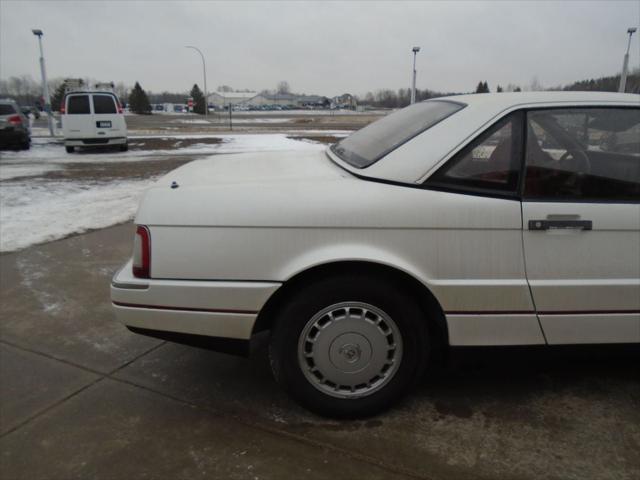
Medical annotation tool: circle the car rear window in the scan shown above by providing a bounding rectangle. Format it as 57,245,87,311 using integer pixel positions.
0,104,17,115
93,95,117,114
67,95,90,114
331,100,465,168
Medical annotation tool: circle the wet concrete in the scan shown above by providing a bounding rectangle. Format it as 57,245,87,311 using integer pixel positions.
0,343,99,435
1,224,639,479
0,223,160,373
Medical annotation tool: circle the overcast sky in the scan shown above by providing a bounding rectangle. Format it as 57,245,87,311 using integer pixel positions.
1,0,638,96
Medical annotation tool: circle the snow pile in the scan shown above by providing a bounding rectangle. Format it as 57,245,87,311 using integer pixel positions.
214,134,327,153
0,178,155,252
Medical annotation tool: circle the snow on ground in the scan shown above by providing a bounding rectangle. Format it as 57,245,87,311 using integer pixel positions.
1,133,339,165
173,119,211,125
0,133,336,252
0,164,60,181
224,118,295,124
230,109,388,116
0,178,154,252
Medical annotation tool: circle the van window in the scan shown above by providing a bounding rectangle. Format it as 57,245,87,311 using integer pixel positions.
93,95,117,114
67,95,90,114
0,104,17,115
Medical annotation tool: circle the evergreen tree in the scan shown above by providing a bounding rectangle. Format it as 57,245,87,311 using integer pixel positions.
514,86,522,92
50,83,67,112
129,82,151,114
475,81,490,93
496,85,503,93
190,84,206,114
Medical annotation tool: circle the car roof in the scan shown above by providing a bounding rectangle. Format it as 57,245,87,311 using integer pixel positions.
330,91,639,184
66,91,117,95
436,91,636,109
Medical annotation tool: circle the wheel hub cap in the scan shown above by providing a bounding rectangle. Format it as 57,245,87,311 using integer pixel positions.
298,302,403,399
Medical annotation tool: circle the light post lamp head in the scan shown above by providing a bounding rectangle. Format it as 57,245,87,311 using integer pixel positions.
32,29,43,37
628,27,637,35
412,46,421,54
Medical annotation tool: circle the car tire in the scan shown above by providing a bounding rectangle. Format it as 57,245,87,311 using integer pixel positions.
120,142,128,152
269,274,428,418
20,140,30,150
65,146,75,153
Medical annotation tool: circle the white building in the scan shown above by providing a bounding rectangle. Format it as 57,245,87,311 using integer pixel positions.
207,91,332,109
207,91,257,109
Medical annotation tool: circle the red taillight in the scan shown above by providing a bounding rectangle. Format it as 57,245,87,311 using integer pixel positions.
117,103,123,114
132,226,151,278
8,115,22,126
60,104,66,114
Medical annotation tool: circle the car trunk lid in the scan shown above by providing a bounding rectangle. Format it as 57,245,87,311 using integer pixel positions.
154,148,348,188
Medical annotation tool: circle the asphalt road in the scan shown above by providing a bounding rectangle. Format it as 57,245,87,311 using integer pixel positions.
1,223,639,480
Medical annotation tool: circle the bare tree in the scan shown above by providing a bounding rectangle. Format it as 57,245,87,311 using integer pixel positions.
114,82,129,102
1,75,40,105
529,76,544,91
276,81,291,94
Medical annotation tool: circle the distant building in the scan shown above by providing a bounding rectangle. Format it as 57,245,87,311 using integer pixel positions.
297,95,331,108
207,91,333,109
249,93,298,107
207,91,257,108
249,93,330,108
331,93,357,109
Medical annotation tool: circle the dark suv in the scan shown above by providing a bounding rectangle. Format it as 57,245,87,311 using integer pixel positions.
0,99,31,150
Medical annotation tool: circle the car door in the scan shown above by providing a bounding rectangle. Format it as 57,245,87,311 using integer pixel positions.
521,106,640,344
91,94,122,139
63,94,91,138
424,111,545,346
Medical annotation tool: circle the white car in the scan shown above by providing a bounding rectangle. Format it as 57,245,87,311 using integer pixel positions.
62,91,127,153
111,92,639,417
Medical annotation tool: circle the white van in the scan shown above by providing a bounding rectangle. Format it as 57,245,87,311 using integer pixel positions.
62,91,127,153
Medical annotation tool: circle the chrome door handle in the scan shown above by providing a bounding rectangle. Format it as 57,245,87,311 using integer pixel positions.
528,220,592,231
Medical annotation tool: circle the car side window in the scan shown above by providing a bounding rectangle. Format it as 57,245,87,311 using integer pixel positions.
67,95,90,115
524,108,640,201
425,112,523,195
93,95,117,114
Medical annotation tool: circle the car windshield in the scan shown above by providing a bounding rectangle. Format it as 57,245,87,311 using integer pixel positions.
331,100,465,168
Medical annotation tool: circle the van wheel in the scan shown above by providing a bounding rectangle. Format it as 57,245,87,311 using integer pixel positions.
119,142,128,152
269,274,428,418
65,146,74,153
20,140,30,150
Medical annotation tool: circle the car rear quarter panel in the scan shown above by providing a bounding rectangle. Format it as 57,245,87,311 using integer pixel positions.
141,180,533,313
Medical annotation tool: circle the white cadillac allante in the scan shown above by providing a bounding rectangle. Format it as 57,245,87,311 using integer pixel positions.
112,92,640,417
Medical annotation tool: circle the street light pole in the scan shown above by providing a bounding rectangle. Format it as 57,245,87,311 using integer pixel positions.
411,46,420,104
32,29,54,136
185,45,208,116
619,27,637,93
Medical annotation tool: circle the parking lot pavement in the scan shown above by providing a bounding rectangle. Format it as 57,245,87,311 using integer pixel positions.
1,224,639,480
